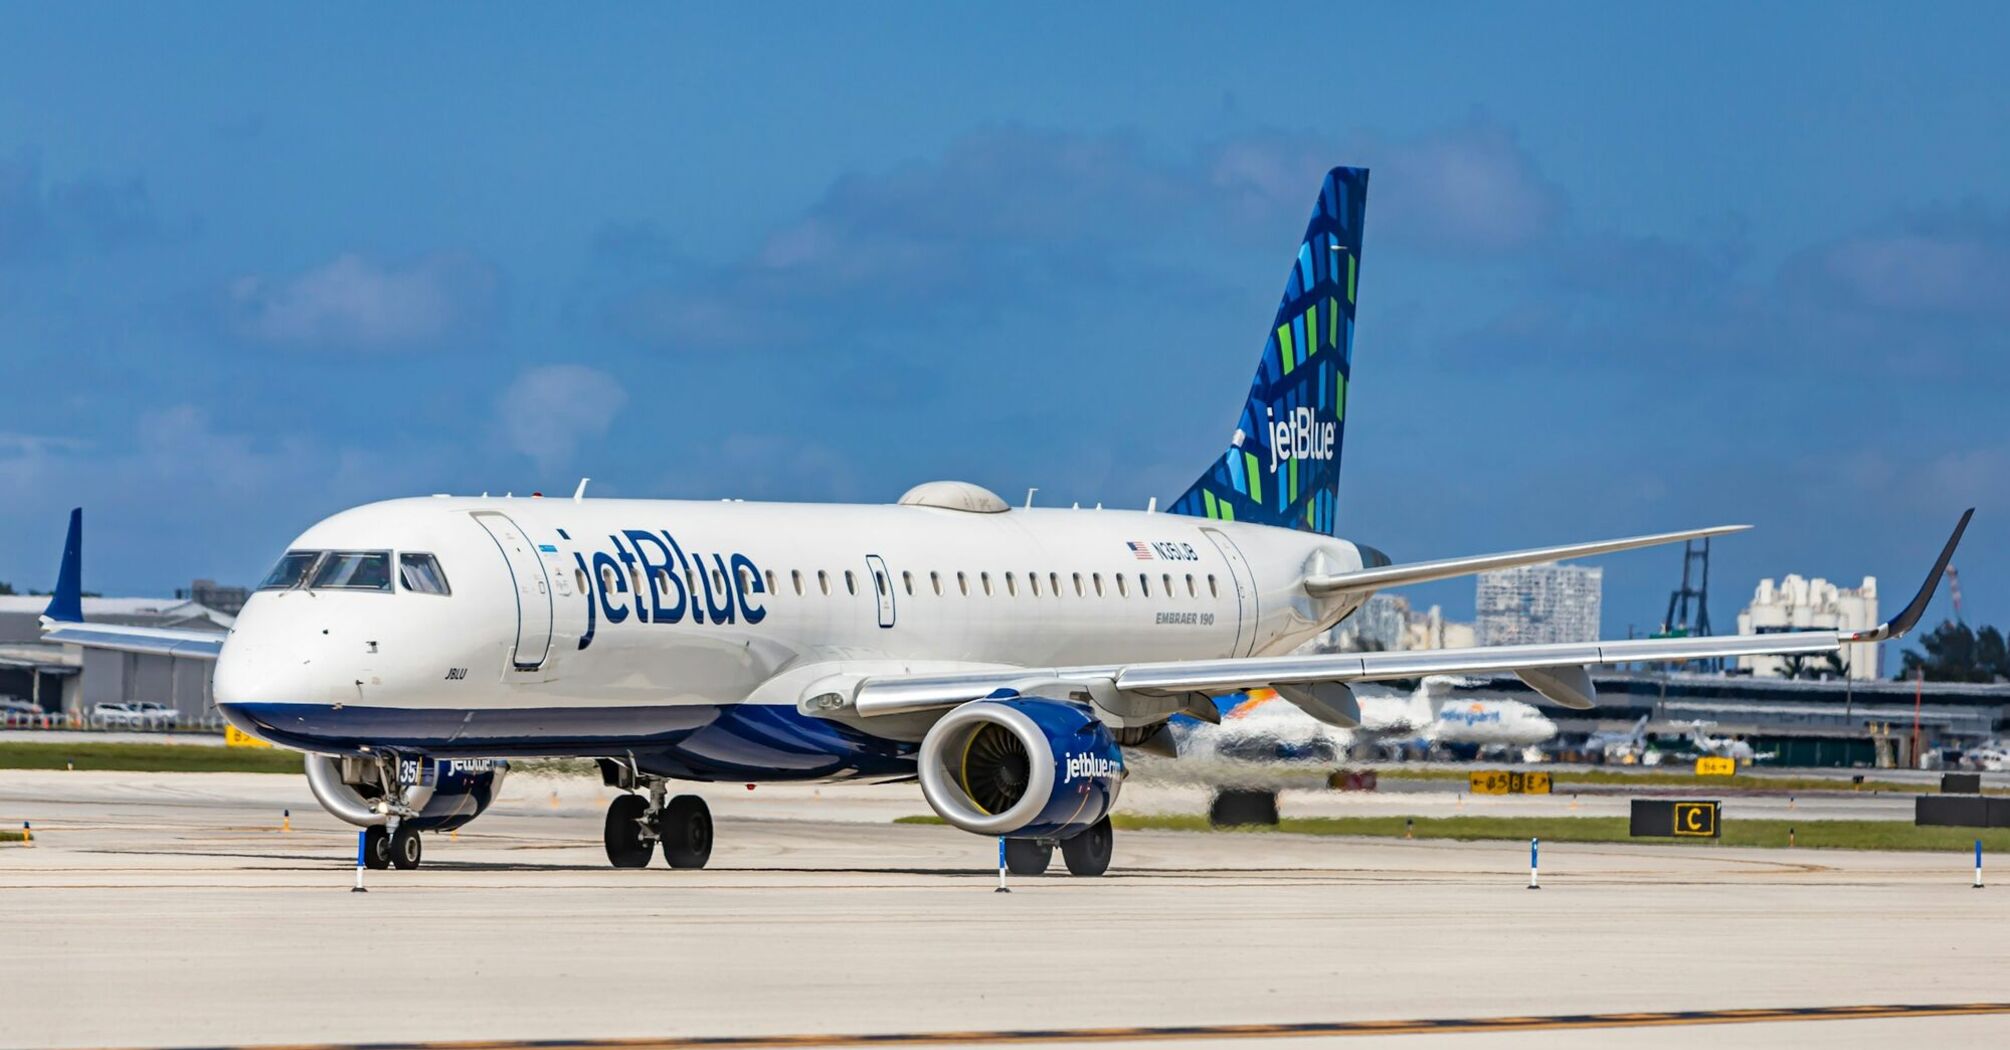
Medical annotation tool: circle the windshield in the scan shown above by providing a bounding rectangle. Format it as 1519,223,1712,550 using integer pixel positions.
309,551,393,591
259,551,322,590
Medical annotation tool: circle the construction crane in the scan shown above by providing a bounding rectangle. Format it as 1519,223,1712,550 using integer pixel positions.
1652,538,1718,672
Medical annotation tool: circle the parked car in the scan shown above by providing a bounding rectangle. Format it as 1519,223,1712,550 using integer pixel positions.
0,698,49,727
91,702,180,730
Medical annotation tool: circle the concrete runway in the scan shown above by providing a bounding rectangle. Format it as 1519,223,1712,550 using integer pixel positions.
4,769,2008,1050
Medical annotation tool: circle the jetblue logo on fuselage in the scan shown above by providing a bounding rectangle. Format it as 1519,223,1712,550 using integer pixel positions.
571,529,767,651
1063,752,1119,783
1266,405,1336,474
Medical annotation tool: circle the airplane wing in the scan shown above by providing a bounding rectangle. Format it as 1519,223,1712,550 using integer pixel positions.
34,508,229,660
1303,523,1750,596
839,510,1970,724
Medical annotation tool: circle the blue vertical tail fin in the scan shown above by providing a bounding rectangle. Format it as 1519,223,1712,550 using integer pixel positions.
1169,166,1367,533
42,508,84,624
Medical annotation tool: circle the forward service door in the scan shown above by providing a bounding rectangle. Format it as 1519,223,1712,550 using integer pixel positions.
472,512,555,671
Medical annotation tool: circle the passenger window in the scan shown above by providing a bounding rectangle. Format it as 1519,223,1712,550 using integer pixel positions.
845,570,857,595
792,570,805,596
875,570,889,595
931,571,943,596
981,572,992,596
1208,574,1219,597
957,572,969,596
1028,573,1041,597
1116,574,1128,598
1186,573,1196,597
902,570,914,596
259,551,321,590
1006,572,1018,597
654,568,671,593
712,568,726,593
1162,573,1173,596
398,553,451,595
739,566,755,592
1139,573,1150,598
1049,572,1060,597
575,568,589,594
1093,573,1104,597
632,567,644,593
818,570,831,596
764,570,777,594
602,565,619,592
311,551,393,592
1072,572,1084,597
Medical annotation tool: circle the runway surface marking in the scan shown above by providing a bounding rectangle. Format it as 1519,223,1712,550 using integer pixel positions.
147,1002,2010,1049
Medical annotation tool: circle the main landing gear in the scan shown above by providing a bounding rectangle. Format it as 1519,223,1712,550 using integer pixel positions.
602,780,713,870
361,822,425,870
1004,816,1115,878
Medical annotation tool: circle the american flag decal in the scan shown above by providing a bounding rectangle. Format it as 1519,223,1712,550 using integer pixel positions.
1126,541,1154,560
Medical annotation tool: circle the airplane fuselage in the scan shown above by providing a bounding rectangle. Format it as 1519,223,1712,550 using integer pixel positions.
215,493,1373,780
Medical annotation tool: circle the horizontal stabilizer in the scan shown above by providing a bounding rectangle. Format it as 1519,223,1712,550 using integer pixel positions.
1304,524,1750,596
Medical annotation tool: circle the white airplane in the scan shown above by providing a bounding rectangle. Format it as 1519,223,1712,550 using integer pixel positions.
1680,720,1775,764
1585,714,1653,764
1184,679,1556,764
36,167,1969,878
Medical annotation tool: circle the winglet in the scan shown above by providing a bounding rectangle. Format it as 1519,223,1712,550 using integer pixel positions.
1847,508,1973,643
42,508,84,624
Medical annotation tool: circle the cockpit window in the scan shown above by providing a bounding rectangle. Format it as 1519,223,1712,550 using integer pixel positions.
398,553,451,596
309,551,393,591
259,551,322,590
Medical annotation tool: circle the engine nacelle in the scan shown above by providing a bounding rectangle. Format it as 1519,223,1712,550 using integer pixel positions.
918,698,1124,839
304,753,507,831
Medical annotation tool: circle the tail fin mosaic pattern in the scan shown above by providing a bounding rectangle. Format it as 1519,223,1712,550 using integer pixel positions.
1169,166,1367,534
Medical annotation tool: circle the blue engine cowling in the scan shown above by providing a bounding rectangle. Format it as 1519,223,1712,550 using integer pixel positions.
917,698,1124,839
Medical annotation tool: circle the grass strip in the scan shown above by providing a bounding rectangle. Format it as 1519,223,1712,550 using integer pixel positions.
1372,767,1994,795
897,812,2010,852
0,741,301,774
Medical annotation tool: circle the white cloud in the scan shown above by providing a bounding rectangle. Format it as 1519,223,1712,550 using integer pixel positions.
228,252,497,350
496,365,627,473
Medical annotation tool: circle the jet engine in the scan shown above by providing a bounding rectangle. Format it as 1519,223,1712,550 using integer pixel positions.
304,753,507,831
917,698,1124,838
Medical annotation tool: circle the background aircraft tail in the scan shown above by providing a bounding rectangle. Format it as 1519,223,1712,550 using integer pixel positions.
1169,166,1368,533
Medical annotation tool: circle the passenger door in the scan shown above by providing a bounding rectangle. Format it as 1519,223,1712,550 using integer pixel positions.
472,512,555,671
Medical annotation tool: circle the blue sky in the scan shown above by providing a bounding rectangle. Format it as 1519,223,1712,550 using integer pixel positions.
1,4,2004,643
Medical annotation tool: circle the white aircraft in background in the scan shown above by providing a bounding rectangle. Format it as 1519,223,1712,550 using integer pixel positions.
1586,714,1653,764
36,166,1968,878
1681,720,1775,764
1180,679,1556,765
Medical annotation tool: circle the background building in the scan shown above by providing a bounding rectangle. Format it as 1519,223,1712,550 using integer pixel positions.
1318,593,1479,653
1736,574,1880,679
1476,563,1603,646
0,596,231,726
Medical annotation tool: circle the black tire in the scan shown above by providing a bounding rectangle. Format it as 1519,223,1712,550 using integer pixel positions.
362,824,391,870
1209,789,1280,827
603,794,654,868
660,794,713,869
1005,838,1053,876
389,825,423,870
1060,817,1113,877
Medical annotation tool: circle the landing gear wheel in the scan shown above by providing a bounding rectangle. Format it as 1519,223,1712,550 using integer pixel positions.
603,794,655,868
1005,838,1053,876
389,825,423,869
659,794,713,869
362,824,391,870
1061,817,1113,877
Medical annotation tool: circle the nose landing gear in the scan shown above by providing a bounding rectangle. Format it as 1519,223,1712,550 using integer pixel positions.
360,821,426,870
600,776,713,870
